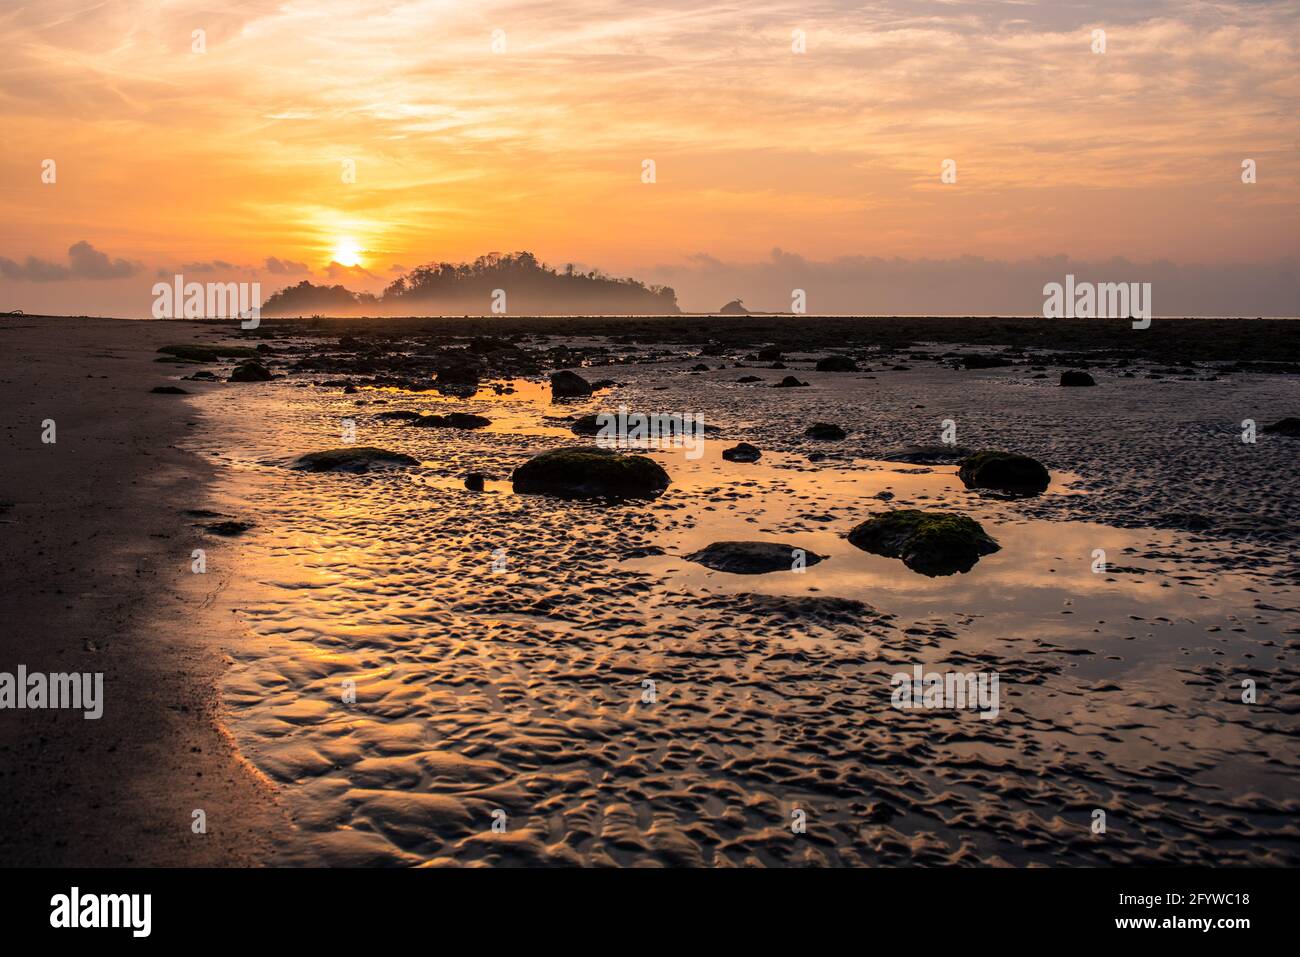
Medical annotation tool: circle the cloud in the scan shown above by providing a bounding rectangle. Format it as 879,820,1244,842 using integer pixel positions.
265,256,310,275
642,249,1300,317
0,241,140,282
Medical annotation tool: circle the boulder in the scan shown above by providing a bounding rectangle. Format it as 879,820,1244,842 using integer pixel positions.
815,355,858,372
1060,370,1096,387
464,472,489,492
157,343,258,362
879,444,971,465
773,376,809,388
806,423,846,440
410,412,492,429
722,442,762,463
290,447,419,473
719,299,749,315
228,361,273,382
374,410,424,421
511,446,670,499
847,510,1000,576
1262,417,1300,436
150,385,189,394
757,346,783,361
957,450,1050,494
550,370,593,398
685,541,825,574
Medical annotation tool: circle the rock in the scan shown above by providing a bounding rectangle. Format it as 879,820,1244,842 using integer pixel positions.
464,472,488,491
511,447,670,499
815,355,858,372
434,355,484,385
1060,370,1096,387
1262,417,1300,436
719,299,749,315
806,423,846,440
847,510,1000,576
685,541,825,575
957,450,1050,494
150,385,189,394
757,346,783,361
374,410,424,421
570,413,607,436
228,361,273,382
290,447,420,473
410,412,492,429
960,354,1013,369
550,369,593,398
736,375,762,383
202,520,254,536
157,343,258,362
691,363,710,372
773,376,809,388
722,442,762,463
879,444,971,464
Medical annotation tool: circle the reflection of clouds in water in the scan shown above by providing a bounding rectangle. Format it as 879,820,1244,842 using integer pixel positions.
182,356,1300,867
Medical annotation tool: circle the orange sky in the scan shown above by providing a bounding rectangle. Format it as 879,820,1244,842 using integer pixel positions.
2,0,1297,315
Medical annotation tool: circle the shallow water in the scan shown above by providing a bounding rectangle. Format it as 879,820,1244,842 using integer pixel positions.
181,355,1300,866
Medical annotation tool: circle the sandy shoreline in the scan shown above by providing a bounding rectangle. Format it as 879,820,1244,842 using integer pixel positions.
0,315,286,865
2,313,1296,867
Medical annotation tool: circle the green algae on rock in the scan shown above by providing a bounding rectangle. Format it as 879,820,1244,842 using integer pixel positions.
290,447,420,473
847,509,1000,576
957,450,1050,494
511,446,669,499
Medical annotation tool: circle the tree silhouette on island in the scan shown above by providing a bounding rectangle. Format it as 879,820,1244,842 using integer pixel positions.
263,251,679,316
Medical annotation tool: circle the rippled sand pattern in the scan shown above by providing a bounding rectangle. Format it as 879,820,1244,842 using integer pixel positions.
184,348,1299,866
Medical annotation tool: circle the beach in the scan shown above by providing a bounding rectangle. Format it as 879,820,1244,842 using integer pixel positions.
0,316,285,865
2,313,1296,866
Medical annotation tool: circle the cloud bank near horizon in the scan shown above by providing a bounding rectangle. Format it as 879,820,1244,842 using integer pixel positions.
3,245,1295,318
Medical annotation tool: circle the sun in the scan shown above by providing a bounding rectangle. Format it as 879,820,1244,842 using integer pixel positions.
332,237,363,268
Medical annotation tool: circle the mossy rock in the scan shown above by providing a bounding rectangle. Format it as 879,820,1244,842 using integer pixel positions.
511,446,669,499
410,412,491,429
847,509,1000,576
290,447,419,473
957,450,1050,494
157,344,258,362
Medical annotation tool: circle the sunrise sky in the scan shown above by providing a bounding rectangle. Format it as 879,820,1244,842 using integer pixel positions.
2,0,1297,316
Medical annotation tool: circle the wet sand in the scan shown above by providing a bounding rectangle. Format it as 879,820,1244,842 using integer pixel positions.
3,314,1297,867
0,316,286,865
